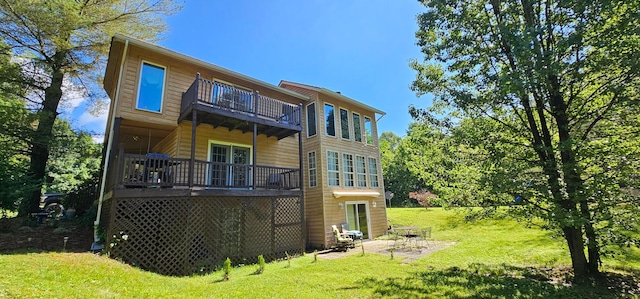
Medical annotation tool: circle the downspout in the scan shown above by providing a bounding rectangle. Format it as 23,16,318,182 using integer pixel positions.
94,39,129,245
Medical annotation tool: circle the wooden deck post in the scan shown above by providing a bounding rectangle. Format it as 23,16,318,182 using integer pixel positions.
106,117,122,189
189,73,200,188
252,91,259,189
298,103,306,250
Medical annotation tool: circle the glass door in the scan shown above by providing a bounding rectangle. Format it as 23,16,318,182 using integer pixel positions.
346,202,370,239
231,146,250,187
210,143,251,188
210,145,229,187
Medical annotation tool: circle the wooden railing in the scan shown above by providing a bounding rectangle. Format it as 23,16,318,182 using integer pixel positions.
116,153,300,190
181,74,302,126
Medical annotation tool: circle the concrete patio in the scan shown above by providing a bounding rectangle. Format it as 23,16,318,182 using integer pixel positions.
316,239,455,263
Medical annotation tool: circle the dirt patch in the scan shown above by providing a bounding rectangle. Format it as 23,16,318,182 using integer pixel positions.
0,216,94,253
317,239,455,263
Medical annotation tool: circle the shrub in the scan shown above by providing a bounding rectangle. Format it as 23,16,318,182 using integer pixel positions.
223,257,231,281
285,251,291,268
255,254,266,274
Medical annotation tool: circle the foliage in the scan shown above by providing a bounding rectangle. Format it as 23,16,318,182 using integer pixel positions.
410,0,640,277
223,257,231,281
0,40,36,212
379,130,426,207
285,251,291,268
256,254,265,275
409,190,438,209
0,208,638,298
0,0,181,214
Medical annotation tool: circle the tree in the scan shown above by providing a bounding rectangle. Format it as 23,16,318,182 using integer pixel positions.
0,0,181,214
411,0,640,278
379,130,426,207
0,39,34,213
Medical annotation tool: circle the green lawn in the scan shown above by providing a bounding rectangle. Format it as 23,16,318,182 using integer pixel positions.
1,208,638,298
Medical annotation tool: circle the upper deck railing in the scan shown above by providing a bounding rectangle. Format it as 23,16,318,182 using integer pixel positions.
181,74,302,126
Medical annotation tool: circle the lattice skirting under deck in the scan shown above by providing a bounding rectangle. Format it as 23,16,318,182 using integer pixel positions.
105,195,304,276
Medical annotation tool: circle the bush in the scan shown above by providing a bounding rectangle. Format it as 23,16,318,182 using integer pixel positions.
223,257,231,281
255,255,265,274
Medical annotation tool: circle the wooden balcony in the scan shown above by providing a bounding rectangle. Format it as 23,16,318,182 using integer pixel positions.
112,153,301,191
179,74,302,140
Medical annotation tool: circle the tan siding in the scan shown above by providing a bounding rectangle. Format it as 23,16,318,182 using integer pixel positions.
152,127,178,156
174,122,299,168
287,87,388,248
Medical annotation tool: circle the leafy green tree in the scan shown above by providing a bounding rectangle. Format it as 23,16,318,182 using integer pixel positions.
0,40,34,212
411,0,640,278
0,0,181,214
47,120,101,195
380,130,426,207
401,122,487,207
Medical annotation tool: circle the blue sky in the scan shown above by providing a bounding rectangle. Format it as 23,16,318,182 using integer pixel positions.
67,0,430,138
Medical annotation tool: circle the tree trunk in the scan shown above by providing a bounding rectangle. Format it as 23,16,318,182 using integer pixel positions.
20,54,66,215
562,226,589,278
580,200,601,273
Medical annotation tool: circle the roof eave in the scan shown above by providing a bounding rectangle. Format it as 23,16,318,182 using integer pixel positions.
279,80,386,116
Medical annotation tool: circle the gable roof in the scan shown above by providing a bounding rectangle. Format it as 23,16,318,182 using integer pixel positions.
106,33,309,101
279,80,385,116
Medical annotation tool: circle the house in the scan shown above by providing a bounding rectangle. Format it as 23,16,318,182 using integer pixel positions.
96,34,387,275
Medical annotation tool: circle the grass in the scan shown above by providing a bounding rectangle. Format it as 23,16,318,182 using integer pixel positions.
0,208,638,298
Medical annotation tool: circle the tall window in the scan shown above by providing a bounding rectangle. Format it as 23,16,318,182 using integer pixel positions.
136,62,165,113
368,157,379,188
356,155,367,188
342,153,354,187
327,151,340,186
306,102,317,137
325,103,336,137
340,108,350,140
352,113,362,142
308,151,317,188
364,116,373,145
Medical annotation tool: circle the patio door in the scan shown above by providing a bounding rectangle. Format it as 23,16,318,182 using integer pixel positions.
345,202,370,239
209,143,251,188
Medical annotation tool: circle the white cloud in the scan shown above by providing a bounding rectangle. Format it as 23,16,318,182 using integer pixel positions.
59,77,88,113
78,109,108,129
91,135,105,144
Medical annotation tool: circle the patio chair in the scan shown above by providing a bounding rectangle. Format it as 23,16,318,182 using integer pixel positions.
418,227,433,249
332,225,354,251
340,223,363,240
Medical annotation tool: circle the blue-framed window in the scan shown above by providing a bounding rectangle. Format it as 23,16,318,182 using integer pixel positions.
136,62,166,113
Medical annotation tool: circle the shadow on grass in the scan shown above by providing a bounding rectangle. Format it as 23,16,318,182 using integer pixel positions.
357,263,639,298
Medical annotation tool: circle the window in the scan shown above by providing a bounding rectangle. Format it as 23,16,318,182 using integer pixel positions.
356,155,367,188
306,102,317,137
342,153,354,187
136,62,166,113
340,108,350,140
327,151,340,186
353,113,362,142
308,151,317,188
368,157,379,188
364,116,373,145
325,103,336,137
